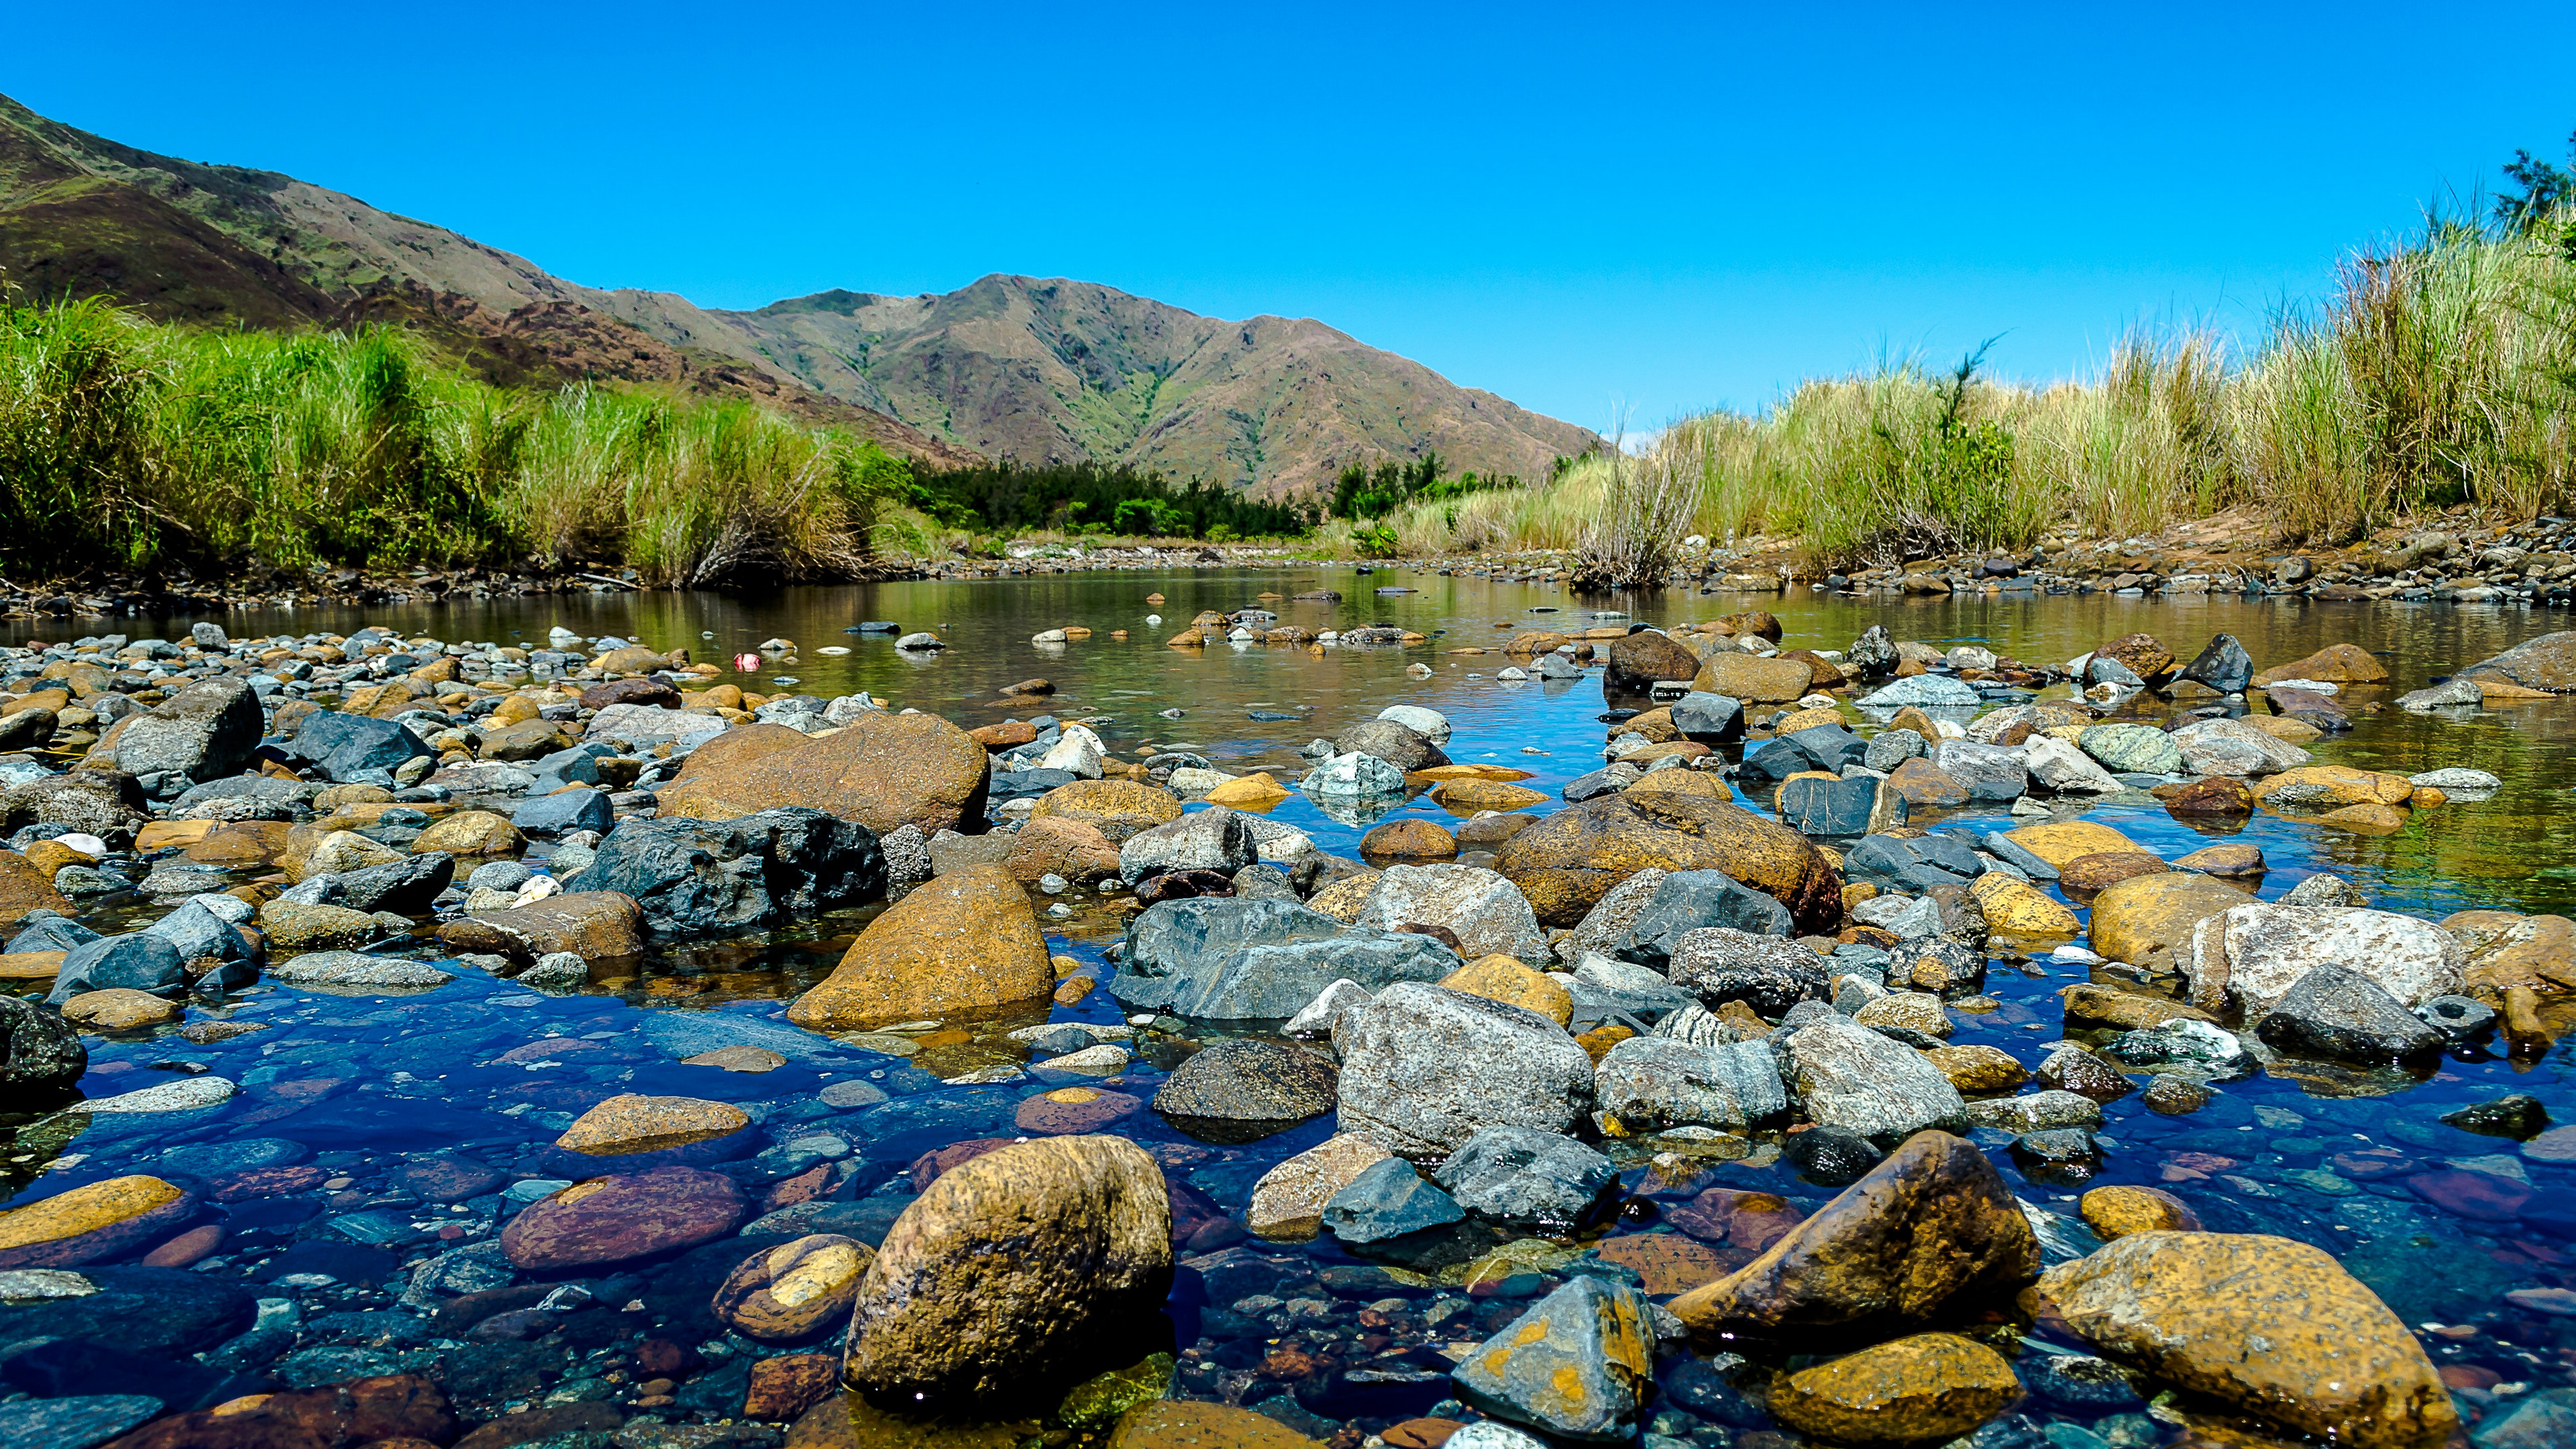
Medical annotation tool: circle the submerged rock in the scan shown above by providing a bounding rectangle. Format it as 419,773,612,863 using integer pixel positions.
1334,982,1595,1157
1451,1275,1656,1442
1495,792,1842,932
788,864,1053,1029
1432,1124,1617,1231
1767,1333,2021,1445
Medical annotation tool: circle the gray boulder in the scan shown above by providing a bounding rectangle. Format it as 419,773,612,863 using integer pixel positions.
1152,1038,1338,1125
2254,965,2446,1061
108,677,264,784
1322,1158,1464,1244
1781,1014,1970,1144
0,994,85,1094
1858,675,1980,708
1593,1036,1786,1131
1377,705,1452,745
1862,728,1925,771
1666,928,1829,1017
1568,954,1698,1020
1615,869,1794,969
1350,863,1547,962
1434,1125,1617,1232
278,853,455,916
1966,1089,2104,1133
46,933,186,1004
2169,717,2312,777
1301,751,1408,799
1110,898,1458,1018
2398,678,2483,711
1554,868,1668,965
512,788,614,839
1929,739,2027,800
1451,1276,1656,1442
2177,634,2254,694
9,915,99,954
2180,903,2463,1015
283,710,435,784
566,807,884,936
1335,982,1595,1157
1335,718,1448,771
1668,692,1745,743
1,770,148,839
1118,806,1256,882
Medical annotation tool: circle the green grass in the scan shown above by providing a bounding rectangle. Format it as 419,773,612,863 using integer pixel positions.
0,296,904,586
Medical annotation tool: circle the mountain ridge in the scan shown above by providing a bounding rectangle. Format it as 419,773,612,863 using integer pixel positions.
0,93,1600,493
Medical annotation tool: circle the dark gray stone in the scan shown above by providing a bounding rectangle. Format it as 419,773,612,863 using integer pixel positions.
1616,869,1792,971
1560,767,1630,802
2416,994,2498,1043
1980,830,2061,880
0,994,85,1093
110,677,266,784
1432,1125,1617,1232
277,853,455,916
1862,728,1925,771
46,932,185,1004
0,1395,164,1449
2178,634,2255,694
1929,740,2027,800
1845,625,1896,676
1153,1039,1338,1123
2254,965,2445,1062
1666,928,1828,1017
1334,719,1448,772
1138,930,1460,1020
1668,691,1745,743
1323,1158,1464,1244
511,788,614,839
566,807,883,936
1776,774,1888,837
282,710,435,784
9,915,100,954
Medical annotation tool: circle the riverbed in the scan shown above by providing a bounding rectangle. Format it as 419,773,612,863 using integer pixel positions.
3,567,2572,1449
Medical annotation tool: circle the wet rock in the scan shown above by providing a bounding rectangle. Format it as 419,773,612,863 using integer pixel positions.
1334,981,1595,1157
436,890,643,963
1671,1132,2037,1332
1335,718,1448,771
1360,817,1456,861
107,677,265,785
100,1373,455,1449
0,994,84,1093
2255,965,2445,1061
1778,773,1898,836
1247,1134,1393,1241
2255,763,2414,810
1302,750,1408,800
555,1093,751,1161
1966,1089,2104,1133
411,810,524,856
1450,1275,1656,1442
1923,1044,2027,1093
1928,740,2027,800
2035,1044,2134,1101
44,932,183,1005
1113,899,1455,1019
713,1234,873,1341
570,808,883,936
0,1175,200,1269
256,900,380,954
1322,1157,1464,1243
2182,903,2463,1015
1966,873,2078,936
2169,716,2313,777
1858,674,1980,708
1594,1035,1787,1132
1605,631,1703,696
843,1135,1170,1401
2141,1075,2210,1114
2087,871,2252,972
1768,1332,2021,1445
1432,1125,1616,1230
1782,1016,1969,1144
1032,780,1184,844
1668,691,1746,743
0,1395,163,1448
1118,806,1256,882
511,786,614,838
2078,1185,2200,1240
2037,1230,2455,1449
1352,863,1547,962
660,710,991,835
267,952,453,991
788,864,1053,1029
2020,735,2122,794
283,710,436,783
278,852,454,916
1495,793,1842,932
2178,634,2254,693
1691,652,1815,703
1152,1039,1338,1128
2398,678,2483,710
1666,928,1829,1016
500,1166,745,1271
2440,1093,2549,1138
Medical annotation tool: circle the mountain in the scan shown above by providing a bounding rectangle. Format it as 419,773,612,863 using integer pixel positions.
0,93,1599,492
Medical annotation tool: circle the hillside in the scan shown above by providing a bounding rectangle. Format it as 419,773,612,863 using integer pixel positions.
0,92,1599,492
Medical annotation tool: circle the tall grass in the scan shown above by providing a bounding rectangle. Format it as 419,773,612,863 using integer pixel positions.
0,298,899,586
1331,218,2576,570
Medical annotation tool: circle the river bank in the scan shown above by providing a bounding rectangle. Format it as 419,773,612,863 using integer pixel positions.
0,567,2571,1449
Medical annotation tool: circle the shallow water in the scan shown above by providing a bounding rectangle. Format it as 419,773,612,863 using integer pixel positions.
6,569,2573,1447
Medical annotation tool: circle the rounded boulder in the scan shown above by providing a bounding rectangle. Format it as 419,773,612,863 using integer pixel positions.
1496,792,1841,930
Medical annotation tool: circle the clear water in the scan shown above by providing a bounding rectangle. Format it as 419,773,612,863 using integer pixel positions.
5,568,2569,1446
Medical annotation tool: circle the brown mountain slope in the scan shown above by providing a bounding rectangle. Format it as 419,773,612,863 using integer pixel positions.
0,92,1596,491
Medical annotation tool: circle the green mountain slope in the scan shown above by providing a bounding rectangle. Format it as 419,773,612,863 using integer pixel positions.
0,93,1598,492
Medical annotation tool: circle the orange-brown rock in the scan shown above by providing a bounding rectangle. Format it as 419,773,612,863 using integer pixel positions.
1030,779,1184,843
2086,872,2252,972
2077,1185,2201,1240
2254,642,2390,686
2058,982,2216,1029
1689,652,1816,704
1999,820,2142,869
434,892,645,963
670,722,813,788
788,865,1053,1030
661,712,991,835
2172,843,2264,876
714,1234,875,1341
1429,778,1550,812
1496,792,1841,931
2442,910,2576,994
1005,815,1124,885
2152,776,2255,816
2254,765,2414,810
2057,851,2169,896
1361,817,1458,861
0,849,74,926
2097,632,2176,682
1624,769,1733,802
181,820,292,869
1767,1334,2023,1446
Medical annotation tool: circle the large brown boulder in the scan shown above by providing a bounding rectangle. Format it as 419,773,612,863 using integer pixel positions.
434,891,646,964
660,712,989,835
2087,872,2252,972
1495,792,1841,930
788,864,1053,1029
2037,1231,2455,1449
1688,652,1815,704
96,1373,455,1449
1005,815,1123,885
1669,1132,2038,1334
1766,1334,2022,1445
0,849,74,927
1030,779,1183,843
1605,630,1703,696
500,1166,745,1271
2459,630,2576,692
2254,641,2390,686
843,1135,1171,1401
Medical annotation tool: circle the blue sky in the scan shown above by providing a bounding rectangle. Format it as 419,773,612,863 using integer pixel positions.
13,3,2576,431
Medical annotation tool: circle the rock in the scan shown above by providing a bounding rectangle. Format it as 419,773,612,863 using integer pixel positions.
62,988,181,1028
2036,1044,2135,1102
2169,716,2313,777
1968,873,2079,936
1668,691,1746,742
569,808,884,936
2255,641,2390,686
297,828,403,879
1110,898,1454,1019
2019,735,2123,794
1152,1039,1337,1127
0,1396,164,1448
257,899,380,953
2079,723,2185,774
1690,652,1815,704
1782,1016,1970,1144
1334,719,1448,771
1603,631,1701,696
0,994,84,1093
1666,928,1829,1016
2254,764,2414,809
1301,750,1408,799
2088,872,2253,972
2178,634,2255,693
1856,675,1981,709
661,711,991,835
843,1136,1170,1401
1450,1276,1656,1442
2078,1185,2200,1240
2036,1231,2455,1449
107,677,264,784
44,932,184,1005
555,1093,750,1159
2398,678,2483,710
789,865,1052,1030
1109,1402,1325,1448
1118,807,1256,882
1613,869,1793,971
435,890,645,963
0,851,76,928
1322,1157,1464,1243
411,810,523,856
2255,965,2446,1061
1778,773,1899,835
1377,704,1452,743
511,787,614,839
1923,1044,2026,1093
1034,780,1185,843
1440,954,1573,1026
1360,817,1456,861
96,1375,455,1449
2440,1093,2549,1138
713,1234,873,1341
1246,1134,1393,1241
1432,1125,1616,1230
1350,863,1546,962
1431,777,1552,811
283,710,435,783
1767,1333,2021,1446
1593,1035,1785,1131
279,852,454,916
2410,765,2501,795
1927,740,2026,800
500,1166,744,1271
1671,1132,2037,1331
0,1175,200,1269
2182,904,2464,1015
1334,981,1595,1157
1966,1088,2105,1132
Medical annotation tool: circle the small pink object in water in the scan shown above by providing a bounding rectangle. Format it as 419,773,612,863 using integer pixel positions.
733,653,761,672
